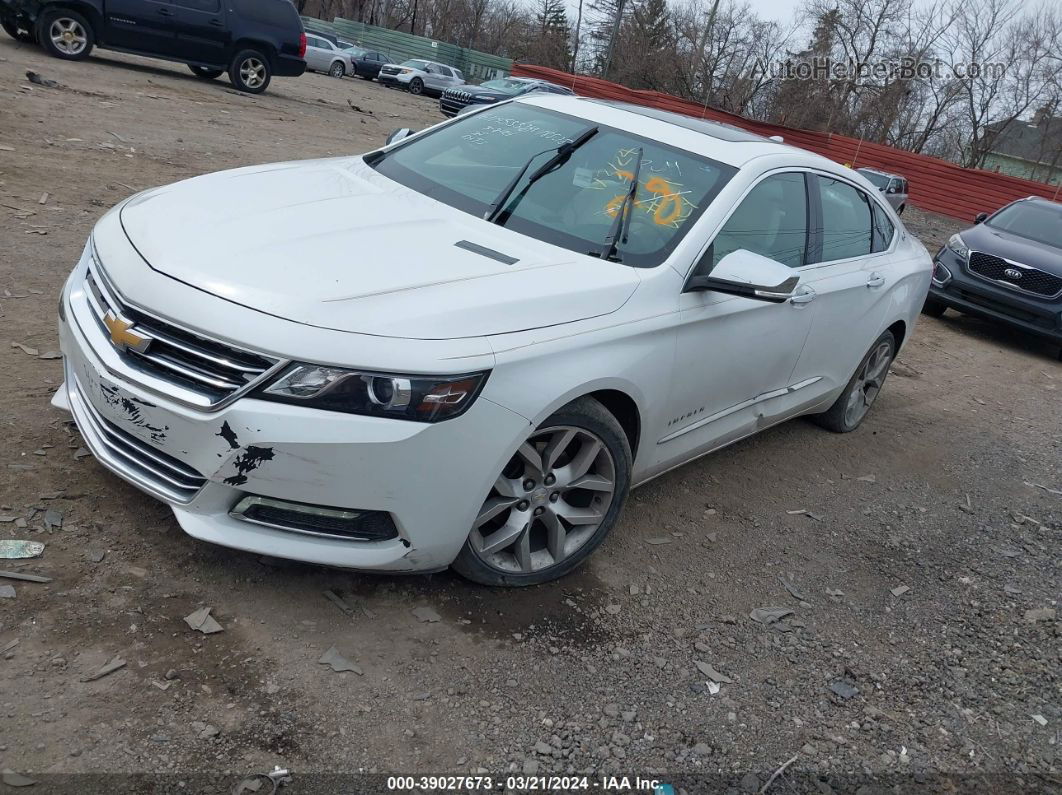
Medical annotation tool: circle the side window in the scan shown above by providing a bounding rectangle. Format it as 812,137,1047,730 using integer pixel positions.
871,202,895,252
710,172,808,269
816,177,873,261
306,36,321,48
438,66,453,77
174,0,220,11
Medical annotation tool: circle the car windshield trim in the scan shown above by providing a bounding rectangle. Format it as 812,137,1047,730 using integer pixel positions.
986,202,1062,249
365,105,737,268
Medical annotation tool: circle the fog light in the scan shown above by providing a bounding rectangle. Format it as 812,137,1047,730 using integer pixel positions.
229,496,399,541
932,262,952,286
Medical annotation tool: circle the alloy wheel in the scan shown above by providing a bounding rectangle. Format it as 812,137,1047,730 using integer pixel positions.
50,17,87,55
844,341,892,426
239,57,266,89
471,426,616,574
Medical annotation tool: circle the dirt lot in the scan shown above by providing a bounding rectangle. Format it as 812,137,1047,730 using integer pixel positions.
1,38,1060,794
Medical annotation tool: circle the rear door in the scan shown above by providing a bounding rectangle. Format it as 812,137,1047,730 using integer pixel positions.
172,0,228,65
787,174,897,394
303,35,330,71
104,0,178,54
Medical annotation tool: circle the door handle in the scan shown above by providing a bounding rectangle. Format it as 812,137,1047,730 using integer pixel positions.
157,6,172,14
209,17,223,25
790,285,816,305
866,272,885,288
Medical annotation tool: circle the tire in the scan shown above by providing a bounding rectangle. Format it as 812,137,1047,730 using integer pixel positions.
189,65,224,80
229,48,271,94
452,397,632,587
813,330,896,433
328,60,345,78
408,77,424,95
921,297,947,318
1,17,22,39
37,8,94,60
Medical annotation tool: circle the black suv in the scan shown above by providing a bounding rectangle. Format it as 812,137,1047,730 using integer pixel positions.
0,0,306,93
925,197,1062,356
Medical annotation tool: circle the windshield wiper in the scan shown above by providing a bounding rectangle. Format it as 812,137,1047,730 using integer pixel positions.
484,126,599,225
597,147,643,262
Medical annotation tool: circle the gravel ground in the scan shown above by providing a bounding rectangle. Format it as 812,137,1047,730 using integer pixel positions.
0,37,1060,795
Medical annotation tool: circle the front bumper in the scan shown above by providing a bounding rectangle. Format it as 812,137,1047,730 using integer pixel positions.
378,73,409,88
54,248,531,572
929,247,1062,343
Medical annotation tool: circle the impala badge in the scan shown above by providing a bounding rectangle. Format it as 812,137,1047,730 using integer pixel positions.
103,311,151,354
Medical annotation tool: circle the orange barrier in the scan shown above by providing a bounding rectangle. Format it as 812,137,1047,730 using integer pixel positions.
512,64,1062,222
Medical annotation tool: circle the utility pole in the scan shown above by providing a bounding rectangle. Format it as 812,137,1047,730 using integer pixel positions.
601,0,627,80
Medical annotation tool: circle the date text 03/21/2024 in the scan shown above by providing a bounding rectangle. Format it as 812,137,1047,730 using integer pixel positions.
385,776,672,792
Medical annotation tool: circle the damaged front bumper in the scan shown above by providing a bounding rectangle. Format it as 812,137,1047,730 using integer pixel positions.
53,245,530,572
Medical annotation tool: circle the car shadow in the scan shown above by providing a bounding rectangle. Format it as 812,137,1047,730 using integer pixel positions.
932,310,1061,362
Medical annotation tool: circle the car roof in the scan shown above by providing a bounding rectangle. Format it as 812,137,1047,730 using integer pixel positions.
857,166,903,180
515,94,825,169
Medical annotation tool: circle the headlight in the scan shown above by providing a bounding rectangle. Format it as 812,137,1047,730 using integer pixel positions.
258,364,489,423
946,233,969,260
399,68,412,74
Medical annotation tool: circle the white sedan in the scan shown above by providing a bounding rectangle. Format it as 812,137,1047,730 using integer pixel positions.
54,95,932,585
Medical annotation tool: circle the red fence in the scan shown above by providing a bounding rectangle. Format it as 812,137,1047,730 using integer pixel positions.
512,64,1062,222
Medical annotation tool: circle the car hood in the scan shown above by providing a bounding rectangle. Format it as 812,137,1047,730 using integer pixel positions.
118,158,640,340
962,223,1062,276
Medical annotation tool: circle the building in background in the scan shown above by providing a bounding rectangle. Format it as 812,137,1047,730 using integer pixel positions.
983,107,1062,187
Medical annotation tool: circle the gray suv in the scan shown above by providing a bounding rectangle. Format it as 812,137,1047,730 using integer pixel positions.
857,168,909,214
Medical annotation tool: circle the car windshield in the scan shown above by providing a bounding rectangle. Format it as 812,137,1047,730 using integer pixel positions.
858,170,890,189
401,60,429,70
987,202,1062,248
478,79,529,95
368,104,735,267
342,46,367,57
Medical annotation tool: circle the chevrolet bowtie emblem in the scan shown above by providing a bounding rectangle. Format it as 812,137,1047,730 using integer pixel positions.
103,311,151,354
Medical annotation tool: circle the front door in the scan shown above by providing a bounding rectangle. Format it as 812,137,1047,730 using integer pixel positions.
172,0,228,65
659,171,816,467
104,0,177,54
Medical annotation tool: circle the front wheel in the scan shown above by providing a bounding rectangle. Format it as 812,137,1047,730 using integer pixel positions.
452,397,632,586
38,8,94,59
921,297,947,318
229,49,271,93
813,331,896,433
408,77,424,95
328,60,345,78
189,65,224,80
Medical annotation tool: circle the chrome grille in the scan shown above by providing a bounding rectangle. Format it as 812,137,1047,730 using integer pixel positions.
84,263,281,407
968,251,1062,299
70,376,206,503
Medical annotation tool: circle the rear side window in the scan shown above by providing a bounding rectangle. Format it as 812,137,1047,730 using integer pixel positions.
711,172,809,269
871,202,895,252
438,66,453,77
816,176,872,261
231,0,300,28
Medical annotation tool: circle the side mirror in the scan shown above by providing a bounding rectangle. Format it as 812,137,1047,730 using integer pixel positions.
685,249,799,303
974,212,988,224
878,186,886,192
385,128,415,146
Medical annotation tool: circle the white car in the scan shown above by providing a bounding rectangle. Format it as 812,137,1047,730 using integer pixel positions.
53,96,932,586
377,59,464,96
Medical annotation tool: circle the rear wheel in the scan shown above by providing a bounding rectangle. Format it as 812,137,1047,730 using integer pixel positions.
229,48,271,94
189,65,223,80
1,17,32,41
921,297,947,318
813,331,896,433
452,398,632,586
38,8,93,60
328,60,345,78
408,77,424,95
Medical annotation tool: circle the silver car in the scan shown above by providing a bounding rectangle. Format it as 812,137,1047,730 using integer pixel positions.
303,33,351,78
377,59,464,96
856,168,909,214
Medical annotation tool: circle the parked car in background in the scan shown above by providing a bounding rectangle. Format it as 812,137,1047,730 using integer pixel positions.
924,197,1062,356
0,0,306,93
304,32,350,77
440,77,574,117
856,168,909,214
343,44,392,80
55,94,929,587
378,59,463,96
